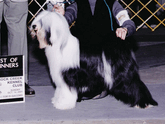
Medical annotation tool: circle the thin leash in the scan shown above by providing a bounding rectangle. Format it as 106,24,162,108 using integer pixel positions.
103,0,114,31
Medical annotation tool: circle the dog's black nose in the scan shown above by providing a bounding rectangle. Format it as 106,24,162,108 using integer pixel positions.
32,25,36,29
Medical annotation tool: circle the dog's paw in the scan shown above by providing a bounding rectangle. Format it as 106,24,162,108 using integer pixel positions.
134,104,154,109
134,99,158,109
51,97,76,110
51,87,77,110
134,97,158,109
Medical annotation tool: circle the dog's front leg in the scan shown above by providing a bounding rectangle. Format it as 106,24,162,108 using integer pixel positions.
46,48,78,110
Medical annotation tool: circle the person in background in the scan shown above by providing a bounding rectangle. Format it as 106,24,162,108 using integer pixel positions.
0,0,35,96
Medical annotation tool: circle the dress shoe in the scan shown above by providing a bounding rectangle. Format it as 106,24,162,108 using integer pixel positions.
25,83,35,96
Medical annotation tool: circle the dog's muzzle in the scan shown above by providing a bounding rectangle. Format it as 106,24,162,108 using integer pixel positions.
31,24,38,38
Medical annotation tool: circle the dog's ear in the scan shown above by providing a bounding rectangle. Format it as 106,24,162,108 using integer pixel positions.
45,27,52,46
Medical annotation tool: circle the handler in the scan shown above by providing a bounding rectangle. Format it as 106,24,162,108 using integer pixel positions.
53,0,136,42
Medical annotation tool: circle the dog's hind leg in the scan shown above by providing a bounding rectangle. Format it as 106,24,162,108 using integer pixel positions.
110,73,158,109
131,79,158,109
105,47,158,109
62,65,108,102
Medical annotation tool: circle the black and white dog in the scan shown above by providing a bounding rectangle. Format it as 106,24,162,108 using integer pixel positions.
30,11,158,110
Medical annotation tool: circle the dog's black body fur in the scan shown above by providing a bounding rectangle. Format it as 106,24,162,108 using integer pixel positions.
63,36,158,108
31,11,158,109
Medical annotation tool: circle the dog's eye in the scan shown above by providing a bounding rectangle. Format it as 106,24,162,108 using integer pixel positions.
32,25,36,30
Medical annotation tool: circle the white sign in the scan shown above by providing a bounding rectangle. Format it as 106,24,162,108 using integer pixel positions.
0,55,25,104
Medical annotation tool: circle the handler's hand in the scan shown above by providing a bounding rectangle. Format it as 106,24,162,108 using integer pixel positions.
53,4,65,15
116,28,127,40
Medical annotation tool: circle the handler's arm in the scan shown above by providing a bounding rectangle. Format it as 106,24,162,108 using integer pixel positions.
53,2,77,25
64,3,77,25
113,1,136,38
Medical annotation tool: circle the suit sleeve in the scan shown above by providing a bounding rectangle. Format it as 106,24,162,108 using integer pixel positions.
112,0,136,37
64,2,77,25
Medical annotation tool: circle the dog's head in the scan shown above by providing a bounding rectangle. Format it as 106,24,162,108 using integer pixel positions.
30,11,69,49
30,11,52,49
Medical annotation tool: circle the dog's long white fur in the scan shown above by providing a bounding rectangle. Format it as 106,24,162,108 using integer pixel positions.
101,52,113,89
